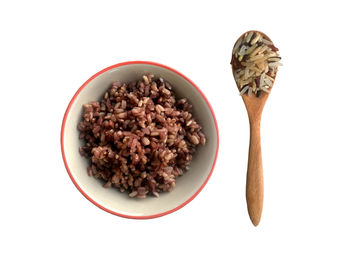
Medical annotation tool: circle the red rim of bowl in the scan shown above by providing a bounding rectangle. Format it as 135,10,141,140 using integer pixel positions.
61,61,219,219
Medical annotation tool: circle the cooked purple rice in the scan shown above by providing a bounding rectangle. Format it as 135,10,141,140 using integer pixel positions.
78,75,206,198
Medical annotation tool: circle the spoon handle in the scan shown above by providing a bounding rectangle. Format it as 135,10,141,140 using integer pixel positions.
246,119,264,226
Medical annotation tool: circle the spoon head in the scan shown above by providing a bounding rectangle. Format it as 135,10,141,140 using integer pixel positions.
231,30,280,116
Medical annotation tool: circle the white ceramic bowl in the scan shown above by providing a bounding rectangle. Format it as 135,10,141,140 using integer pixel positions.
61,61,219,219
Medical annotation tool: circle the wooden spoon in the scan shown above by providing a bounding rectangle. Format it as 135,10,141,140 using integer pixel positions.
231,31,279,226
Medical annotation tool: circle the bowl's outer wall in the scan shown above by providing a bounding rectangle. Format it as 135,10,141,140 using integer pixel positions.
61,61,219,218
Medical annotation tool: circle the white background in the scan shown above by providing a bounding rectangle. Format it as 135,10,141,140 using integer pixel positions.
1,0,349,262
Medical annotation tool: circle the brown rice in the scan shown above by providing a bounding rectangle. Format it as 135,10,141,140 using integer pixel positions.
78,75,206,198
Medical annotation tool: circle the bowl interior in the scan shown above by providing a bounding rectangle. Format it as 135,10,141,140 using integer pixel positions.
62,63,218,217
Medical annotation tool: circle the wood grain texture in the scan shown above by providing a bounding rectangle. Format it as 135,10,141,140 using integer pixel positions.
231,30,277,226
242,93,268,226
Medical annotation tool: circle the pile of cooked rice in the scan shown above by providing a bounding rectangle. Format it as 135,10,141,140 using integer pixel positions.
78,75,206,198
231,31,282,97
